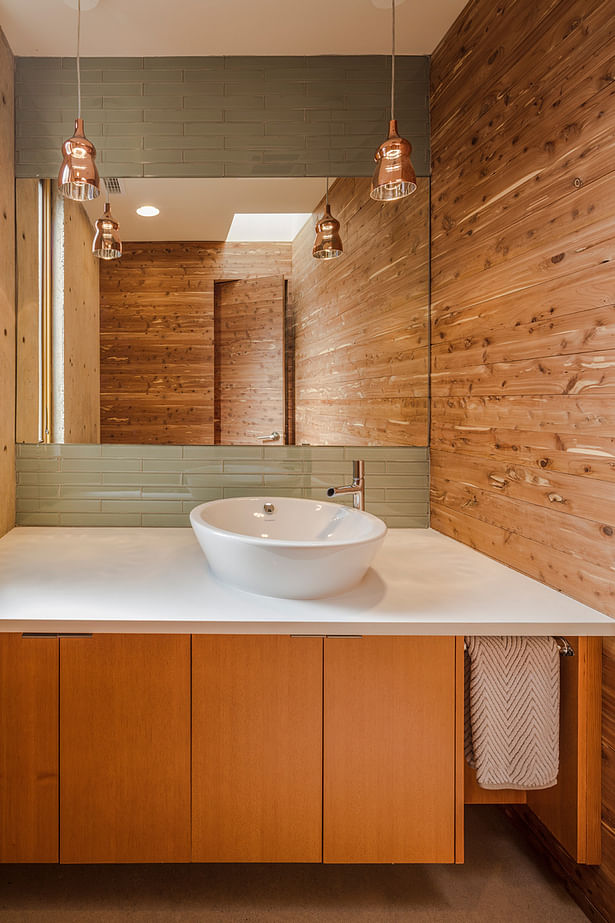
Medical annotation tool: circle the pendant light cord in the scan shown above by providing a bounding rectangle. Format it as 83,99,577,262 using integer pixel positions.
76,0,82,119
326,176,329,208
391,0,396,121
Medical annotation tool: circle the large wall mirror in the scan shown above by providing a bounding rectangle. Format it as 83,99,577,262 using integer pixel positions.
16,174,429,447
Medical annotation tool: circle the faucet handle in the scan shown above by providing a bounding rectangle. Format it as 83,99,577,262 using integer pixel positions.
352,459,365,481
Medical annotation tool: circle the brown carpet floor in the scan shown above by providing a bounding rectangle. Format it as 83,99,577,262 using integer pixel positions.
0,807,586,922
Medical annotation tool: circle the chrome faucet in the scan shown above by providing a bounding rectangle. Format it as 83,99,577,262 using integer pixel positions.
327,460,365,511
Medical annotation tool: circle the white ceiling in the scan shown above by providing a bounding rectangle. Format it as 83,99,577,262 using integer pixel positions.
83,177,327,241
0,0,467,56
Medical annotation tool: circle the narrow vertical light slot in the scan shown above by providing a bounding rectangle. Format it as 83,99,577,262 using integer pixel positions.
41,178,52,445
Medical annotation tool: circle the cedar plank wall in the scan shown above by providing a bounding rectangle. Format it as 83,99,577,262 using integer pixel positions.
430,0,615,918
0,28,14,535
290,177,429,446
214,277,285,445
99,242,291,444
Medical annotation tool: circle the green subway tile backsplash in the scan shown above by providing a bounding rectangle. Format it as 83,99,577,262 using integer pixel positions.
15,55,429,178
15,445,429,529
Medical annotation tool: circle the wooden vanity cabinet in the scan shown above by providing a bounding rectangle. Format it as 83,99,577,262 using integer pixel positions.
324,636,461,863
6,629,597,868
59,633,191,863
192,635,323,862
0,633,59,862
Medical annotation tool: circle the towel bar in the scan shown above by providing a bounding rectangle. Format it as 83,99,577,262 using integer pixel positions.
463,637,574,656
554,637,574,656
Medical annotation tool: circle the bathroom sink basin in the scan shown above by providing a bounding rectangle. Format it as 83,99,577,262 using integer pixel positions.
189,496,387,599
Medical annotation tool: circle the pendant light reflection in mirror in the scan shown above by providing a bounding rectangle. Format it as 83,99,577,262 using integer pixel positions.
58,0,100,201
92,200,122,261
312,177,343,260
370,0,417,202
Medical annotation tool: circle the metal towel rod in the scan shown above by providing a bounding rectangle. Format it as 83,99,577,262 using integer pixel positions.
463,637,574,657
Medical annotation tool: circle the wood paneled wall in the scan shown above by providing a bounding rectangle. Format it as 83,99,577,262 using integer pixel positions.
214,277,285,445
62,198,100,443
289,177,429,446
430,0,615,917
0,28,14,535
99,242,291,444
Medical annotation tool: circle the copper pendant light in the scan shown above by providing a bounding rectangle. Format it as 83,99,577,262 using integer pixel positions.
370,0,417,202
92,201,122,260
58,0,100,201
312,178,343,260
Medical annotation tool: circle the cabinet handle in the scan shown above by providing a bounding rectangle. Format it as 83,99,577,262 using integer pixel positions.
290,634,364,639
325,635,363,639
22,632,93,639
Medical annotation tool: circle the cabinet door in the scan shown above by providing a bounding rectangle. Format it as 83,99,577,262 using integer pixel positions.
527,636,602,864
0,633,59,862
60,634,191,863
192,635,322,861
324,636,457,863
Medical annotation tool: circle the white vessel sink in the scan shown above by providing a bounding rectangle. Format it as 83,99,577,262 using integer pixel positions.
190,496,387,599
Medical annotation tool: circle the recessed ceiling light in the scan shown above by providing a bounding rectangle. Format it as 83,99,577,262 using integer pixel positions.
136,205,160,217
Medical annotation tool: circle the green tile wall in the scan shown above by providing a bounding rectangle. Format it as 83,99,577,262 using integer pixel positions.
15,55,430,178
16,445,429,529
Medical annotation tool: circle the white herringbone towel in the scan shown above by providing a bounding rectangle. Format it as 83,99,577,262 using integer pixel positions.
464,636,560,791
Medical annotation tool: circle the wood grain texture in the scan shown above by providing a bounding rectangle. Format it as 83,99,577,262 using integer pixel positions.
99,241,291,444
431,0,614,902
214,277,285,444
16,178,41,444
455,636,465,862
59,634,191,863
528,638,602,864
62,198,100,443
289,177,429,446
323,636,456,863
192,635,322,862
0,27,15,535
0,634,58,863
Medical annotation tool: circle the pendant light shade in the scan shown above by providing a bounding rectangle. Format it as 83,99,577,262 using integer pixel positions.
370,0,416,202
92,202,122,260
58,0,100,201
312,179,343,260
59,117,100,201
370,118,417,201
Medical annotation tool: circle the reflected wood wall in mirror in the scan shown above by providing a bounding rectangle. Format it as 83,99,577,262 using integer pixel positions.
99,242,290,445
290,177,429,446
15,176,429,447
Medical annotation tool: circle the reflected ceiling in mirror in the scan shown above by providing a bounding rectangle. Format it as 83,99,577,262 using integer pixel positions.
16,175,429,448
82,177,327,242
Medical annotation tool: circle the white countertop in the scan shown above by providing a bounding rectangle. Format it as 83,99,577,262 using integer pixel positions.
0,526,612,636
